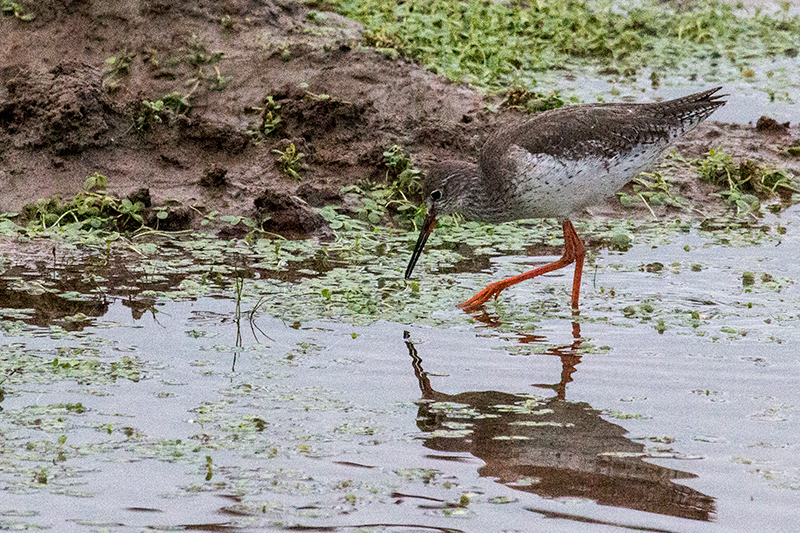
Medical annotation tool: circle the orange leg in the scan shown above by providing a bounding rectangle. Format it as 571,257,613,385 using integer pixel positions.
458,219,586,311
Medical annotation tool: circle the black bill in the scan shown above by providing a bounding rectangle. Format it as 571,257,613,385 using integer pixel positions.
404,212,437,279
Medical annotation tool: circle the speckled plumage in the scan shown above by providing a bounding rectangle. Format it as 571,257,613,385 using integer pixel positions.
424,87,726,222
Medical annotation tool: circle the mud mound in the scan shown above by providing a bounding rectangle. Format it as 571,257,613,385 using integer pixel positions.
280,92,371,143
175,115,251,154
756,116,790,135
271,87,376,172
0,62,119,154
254,185,329,239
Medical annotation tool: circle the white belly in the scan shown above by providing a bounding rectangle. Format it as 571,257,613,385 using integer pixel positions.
501,143,666,219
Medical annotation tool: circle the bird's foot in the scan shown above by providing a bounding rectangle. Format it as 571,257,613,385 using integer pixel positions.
457,281,507,312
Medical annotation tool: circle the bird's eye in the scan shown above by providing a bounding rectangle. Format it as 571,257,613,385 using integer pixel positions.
430,190,442,201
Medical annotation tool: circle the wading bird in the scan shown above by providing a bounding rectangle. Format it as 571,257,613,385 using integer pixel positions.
405,88,726,310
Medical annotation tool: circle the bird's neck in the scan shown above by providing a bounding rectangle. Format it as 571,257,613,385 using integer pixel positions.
452,169,504,223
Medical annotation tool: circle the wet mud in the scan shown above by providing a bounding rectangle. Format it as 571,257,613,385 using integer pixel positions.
1,0,798,235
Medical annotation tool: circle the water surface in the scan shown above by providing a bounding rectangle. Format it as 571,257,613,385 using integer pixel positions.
1,206,799,532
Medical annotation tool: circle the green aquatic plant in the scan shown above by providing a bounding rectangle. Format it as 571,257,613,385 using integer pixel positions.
328,0,800,92
696,149,798,216
340,0,651,84
617,172,693,217
382,145,426,227
336,145,426,229
383,144,422,199
697,149,737,188
23,173,146,233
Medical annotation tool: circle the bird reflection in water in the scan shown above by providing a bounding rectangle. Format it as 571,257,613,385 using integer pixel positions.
403,321,716,522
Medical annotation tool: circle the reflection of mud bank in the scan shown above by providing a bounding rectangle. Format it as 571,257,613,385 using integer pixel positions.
0,237,329,328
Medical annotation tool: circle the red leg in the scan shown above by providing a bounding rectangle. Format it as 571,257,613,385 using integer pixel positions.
566,220,585,310
459,219,586,311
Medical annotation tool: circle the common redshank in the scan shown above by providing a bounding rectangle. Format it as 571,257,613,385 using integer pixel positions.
405,87,726,310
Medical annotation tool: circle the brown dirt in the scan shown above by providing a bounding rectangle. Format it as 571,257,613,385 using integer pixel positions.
1,1,799,237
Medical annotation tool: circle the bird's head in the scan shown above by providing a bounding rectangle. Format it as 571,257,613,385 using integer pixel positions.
405,161,483,280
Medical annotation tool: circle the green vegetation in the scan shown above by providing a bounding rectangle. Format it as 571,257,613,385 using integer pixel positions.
211,65,232,91
617,172,693,217
153,35,230,91
695,149,798,216
205,455,214,481
328,0,800,91
22,173,147,233
501,86,564,114
175,35,225,68
272,143,305,179
220,14,234,31
0,195,788,327
135,89,195,132
336,145,425,228
1,0,34,20
102,50,134,93
382,144,423,199
247,96,283,141
604,410,651,420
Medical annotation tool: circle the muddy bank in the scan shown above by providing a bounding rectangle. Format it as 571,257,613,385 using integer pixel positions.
1,0,798,236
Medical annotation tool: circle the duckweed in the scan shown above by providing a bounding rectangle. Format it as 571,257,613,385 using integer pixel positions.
331,0,800,93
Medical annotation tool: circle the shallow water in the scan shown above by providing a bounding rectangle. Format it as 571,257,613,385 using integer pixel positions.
542,56,800,124
2,205,800,532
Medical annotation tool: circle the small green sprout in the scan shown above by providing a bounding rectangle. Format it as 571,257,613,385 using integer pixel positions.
273,143,305,180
